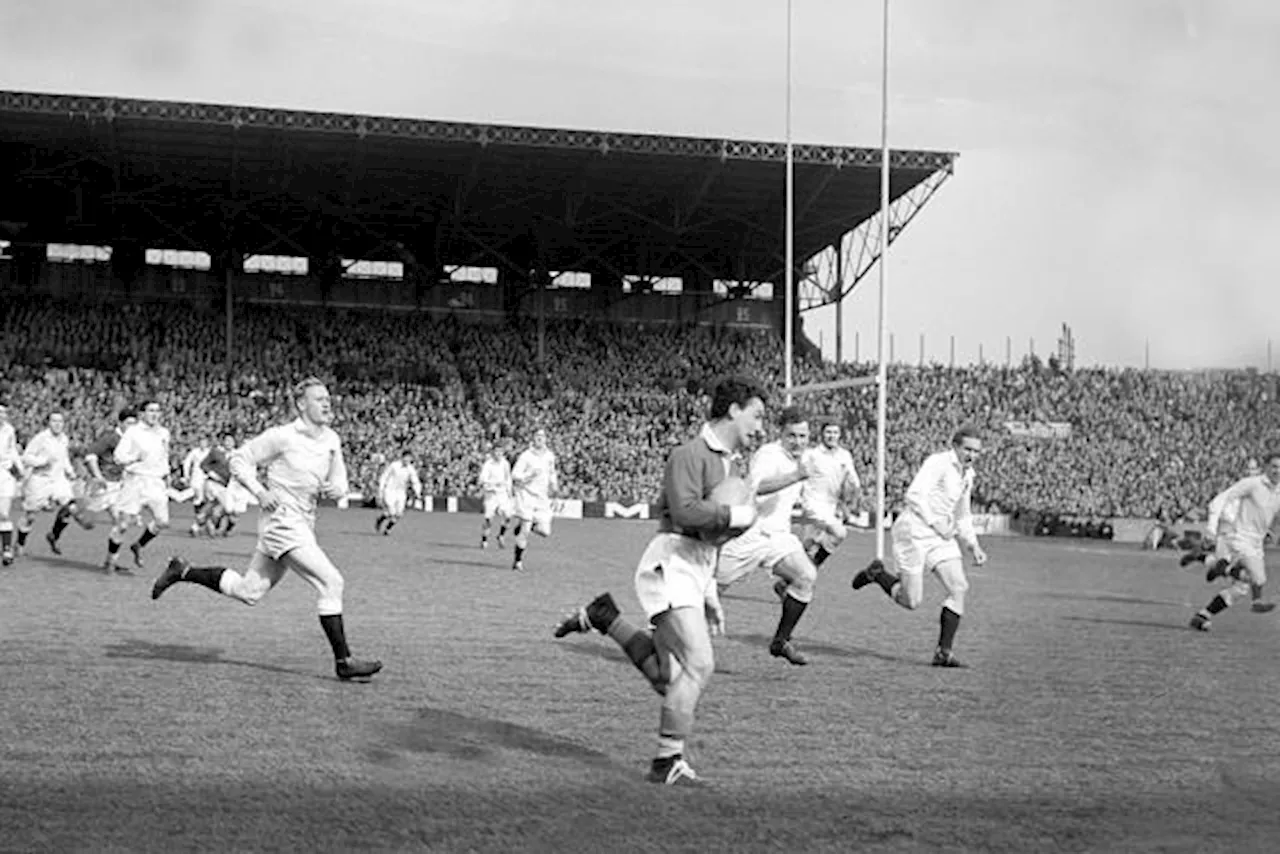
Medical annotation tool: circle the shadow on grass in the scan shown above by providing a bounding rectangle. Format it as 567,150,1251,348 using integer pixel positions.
730,633,924,667
25,553,119,576
103,638,328,681
1060,615,1190,633
373,706,619,769
1039,591,1187,608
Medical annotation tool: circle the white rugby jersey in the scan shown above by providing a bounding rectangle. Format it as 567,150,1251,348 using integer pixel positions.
0,422,19,471
801,444,859,508
379,460,422,495
512,448,557,501
23,429,75,482
479,456,512,495
903,449,977,546
749,441,804,534
231,418,348,526
1210,475,1280,543
115,422,172,479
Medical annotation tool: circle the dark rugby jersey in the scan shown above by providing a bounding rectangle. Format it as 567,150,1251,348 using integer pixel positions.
200,447,233,485
85,430,125,482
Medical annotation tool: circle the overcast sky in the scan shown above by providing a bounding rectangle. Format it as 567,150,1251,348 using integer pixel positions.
3,0,1277,369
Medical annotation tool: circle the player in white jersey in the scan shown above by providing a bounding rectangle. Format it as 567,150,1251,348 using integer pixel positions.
151,377,382,682
0,402,23,566
1180,458,1267,609
478,443,513,549
798,421,862,568
510,428,558,571
182,436,213,537
850,426,989,668
374,450,422,536
17,411,91,558
715,406,821,665
1190,451,1280,631
108,400,172,572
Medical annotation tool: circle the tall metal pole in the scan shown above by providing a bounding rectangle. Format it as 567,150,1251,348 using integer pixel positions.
834,244,843,365
874,0,891,558
783,0,795,404
225,256,234,412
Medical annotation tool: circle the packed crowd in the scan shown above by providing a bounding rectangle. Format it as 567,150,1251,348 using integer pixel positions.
3,296,1276,520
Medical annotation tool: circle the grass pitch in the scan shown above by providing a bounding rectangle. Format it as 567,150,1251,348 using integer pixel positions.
2,509,1278,853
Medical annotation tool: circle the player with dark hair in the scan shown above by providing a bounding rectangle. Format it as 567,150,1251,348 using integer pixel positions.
715,405,822,665
151,377,382,682
851,425,988,667
80,408,139,571
552,375,766,786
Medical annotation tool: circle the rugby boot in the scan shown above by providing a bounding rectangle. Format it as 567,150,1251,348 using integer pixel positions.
769,638,809,666
646,755,703,787
932,648,967,668
335,657,382,681
151,556,188,600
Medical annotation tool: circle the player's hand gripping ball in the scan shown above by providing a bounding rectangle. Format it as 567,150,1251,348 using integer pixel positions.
709,475,754,547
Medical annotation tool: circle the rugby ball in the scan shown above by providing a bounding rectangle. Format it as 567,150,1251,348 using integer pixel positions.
711,475,752,507
708,475,754,546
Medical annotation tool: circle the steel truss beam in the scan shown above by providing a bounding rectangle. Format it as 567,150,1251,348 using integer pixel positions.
797,165,953,312
0,89,956,171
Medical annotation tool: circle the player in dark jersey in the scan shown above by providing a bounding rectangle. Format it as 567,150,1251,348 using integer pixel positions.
200,434,246,537
80,409,138,571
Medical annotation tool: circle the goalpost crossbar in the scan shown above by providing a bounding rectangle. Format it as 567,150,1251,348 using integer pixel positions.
784,375,878,397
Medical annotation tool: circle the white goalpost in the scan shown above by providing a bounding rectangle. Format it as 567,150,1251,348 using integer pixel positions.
782,0,892,559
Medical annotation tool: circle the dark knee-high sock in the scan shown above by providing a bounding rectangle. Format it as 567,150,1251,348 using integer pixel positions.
513,545,525,563
1252,583,1264,602
16,529,29,548
183,565,226,592
135,527,157,549
0,528,11,551
384,519,396,533
812,546,832,567
319,614,351,660
1199,594,1229,618
51,506,73,540
938,607,961,652
604,616,663,689
774,594,808,642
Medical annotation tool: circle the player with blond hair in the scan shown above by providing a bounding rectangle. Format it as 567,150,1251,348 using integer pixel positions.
151,377,382,681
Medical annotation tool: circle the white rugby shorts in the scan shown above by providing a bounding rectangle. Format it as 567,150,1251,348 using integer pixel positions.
22,475,75,513
257,507,320,560
716,526,805,588
483,490,513,518
890,513,962,576
116,475,171,525
635,532,719,620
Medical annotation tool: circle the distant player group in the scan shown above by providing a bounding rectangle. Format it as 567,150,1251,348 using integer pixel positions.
4,369,1276,787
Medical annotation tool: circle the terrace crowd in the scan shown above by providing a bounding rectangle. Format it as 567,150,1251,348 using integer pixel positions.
2,297,1276,521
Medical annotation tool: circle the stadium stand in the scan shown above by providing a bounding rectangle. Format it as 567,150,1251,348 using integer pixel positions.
3,296,1277,523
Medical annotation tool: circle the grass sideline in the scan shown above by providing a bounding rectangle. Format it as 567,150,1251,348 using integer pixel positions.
2,508,1279,853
